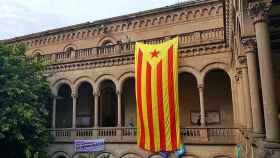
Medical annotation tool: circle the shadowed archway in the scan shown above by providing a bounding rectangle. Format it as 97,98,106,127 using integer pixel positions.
99,80,117,127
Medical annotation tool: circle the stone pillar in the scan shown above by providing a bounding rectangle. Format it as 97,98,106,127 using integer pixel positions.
117,90,122,127
52,96,57,128
72,93,77,128
238,57,253,130
94,92,99,127
198,84,206,126
249,1,280,140
235,73,246,127
242,38,265,135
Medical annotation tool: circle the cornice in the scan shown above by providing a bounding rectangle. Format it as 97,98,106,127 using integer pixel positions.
3,0,224,49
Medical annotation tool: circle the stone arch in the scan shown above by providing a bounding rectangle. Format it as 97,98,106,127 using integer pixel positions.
165,15,172,23
120,153,143,158
118,72,135,93
133,21,139,28
51,151,70,158
109,25,115,32
200,62,232,84
96,152,116,158
183,154,200,158
121,23,127,31
203,68,234,127
31,49,44,57
194,10,201,18
158,16,165,24
187,11,194,20
98,36,117,47
179,66,200,83
96,74,118,93
92,29,97,36
179,67,200,126
148,154,162,158
179,12,186,20
202,8,209,17
72,152,91,158
51,78,73,96
115,25,120,31
145,19,151,26
209,153,233,158
73,76,96,95
217,5,223,15
119,72,136,126
209,6,216,16
63,43,78,52
172,13,178,22
76,32,81,39
152,18,158,25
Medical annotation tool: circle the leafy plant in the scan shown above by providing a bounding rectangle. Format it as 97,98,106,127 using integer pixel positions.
0,43,52,158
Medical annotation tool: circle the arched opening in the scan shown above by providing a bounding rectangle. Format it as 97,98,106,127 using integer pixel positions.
204,69,233,126
179,73,200,126
99,80,117,127
56,84,73,128
101,40,113,46
76,82,94,128
121,78,136,127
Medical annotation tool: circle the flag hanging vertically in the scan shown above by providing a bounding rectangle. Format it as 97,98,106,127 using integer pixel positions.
135,37,181,152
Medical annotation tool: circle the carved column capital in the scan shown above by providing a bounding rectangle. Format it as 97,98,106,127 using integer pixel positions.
238,55,248,67
197,84,204,90
248,1,271,24
71,93,77,98
93,90,100,97
242,37,257,53
235,68,243,81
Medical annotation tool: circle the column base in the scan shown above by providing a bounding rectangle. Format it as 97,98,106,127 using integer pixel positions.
256,140,280,158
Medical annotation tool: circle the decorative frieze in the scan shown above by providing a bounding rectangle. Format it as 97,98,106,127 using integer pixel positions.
37,27,224,66
6,0,224,49
45,42,227,73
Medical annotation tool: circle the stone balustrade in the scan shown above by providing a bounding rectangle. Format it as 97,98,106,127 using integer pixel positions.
38,28,224,65
50,127,240,144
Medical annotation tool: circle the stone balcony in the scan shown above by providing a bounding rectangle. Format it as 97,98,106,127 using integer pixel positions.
50,127,241,144
38,27,225,67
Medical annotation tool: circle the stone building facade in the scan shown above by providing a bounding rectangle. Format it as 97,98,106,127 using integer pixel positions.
3,0,280,157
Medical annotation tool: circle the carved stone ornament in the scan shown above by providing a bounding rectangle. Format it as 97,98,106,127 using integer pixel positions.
241,37,257,53
238,55,247,66
248,1,271,23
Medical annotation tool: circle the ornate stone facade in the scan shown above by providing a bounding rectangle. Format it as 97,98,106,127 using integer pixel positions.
3,0,280,158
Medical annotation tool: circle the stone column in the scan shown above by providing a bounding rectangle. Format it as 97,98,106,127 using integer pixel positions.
72,93,77,128
52,96,57,128
94,92,99,127
238,58,253,130
198,84,206,126
117,90,122,127
235,74,245,128
242,38,265,135
249,1,280,140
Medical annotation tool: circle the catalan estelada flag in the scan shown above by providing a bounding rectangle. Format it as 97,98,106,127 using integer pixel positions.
135,37,181,152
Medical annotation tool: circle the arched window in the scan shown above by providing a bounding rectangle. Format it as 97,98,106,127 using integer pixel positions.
56,84,73,128
101,40,113,46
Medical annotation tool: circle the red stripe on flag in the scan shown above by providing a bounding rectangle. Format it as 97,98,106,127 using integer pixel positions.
157,60,166,150
167,46,177,150
137,49,145,148
146,63,155,151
